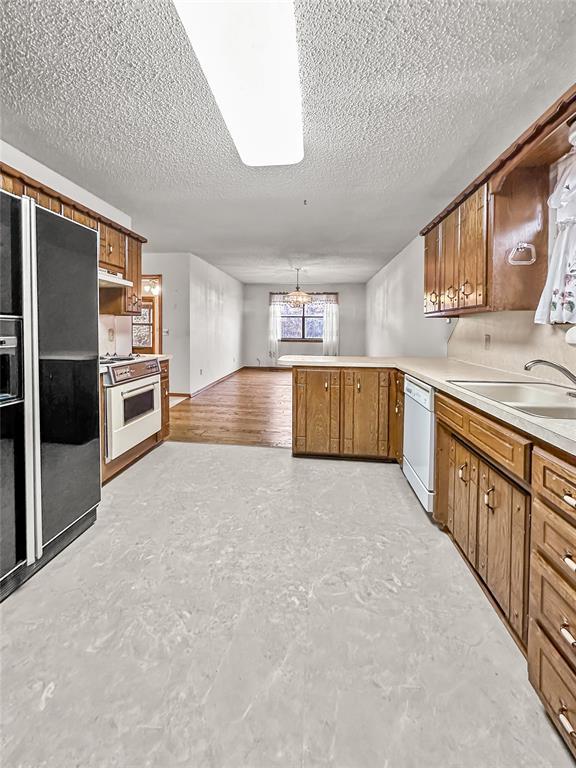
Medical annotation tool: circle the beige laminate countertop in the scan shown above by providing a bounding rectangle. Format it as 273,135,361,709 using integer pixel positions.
278,355,576,457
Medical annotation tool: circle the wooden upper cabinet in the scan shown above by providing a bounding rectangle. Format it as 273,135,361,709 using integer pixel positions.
439,208,459,312
420,85,576,318
99,223,126,273
293,368,341,456
342,369,389,458
424,226,440,314
124,236,142,315
458,184,487,310
425,185,488,316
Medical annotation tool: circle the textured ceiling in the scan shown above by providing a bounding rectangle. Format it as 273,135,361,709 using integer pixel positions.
1,0,575,284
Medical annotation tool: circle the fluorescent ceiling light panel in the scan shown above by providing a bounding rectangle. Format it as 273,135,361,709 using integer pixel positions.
173,0,304,167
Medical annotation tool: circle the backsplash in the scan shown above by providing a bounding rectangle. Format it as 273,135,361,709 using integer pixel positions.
448,311,576,384
98,315,133,356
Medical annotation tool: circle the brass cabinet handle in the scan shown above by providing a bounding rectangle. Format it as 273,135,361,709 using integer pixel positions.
460,280,474,297
458,462,468,483
395,404,400,414
484,486,495,509
357,380,361,392
563,553,576,573
324,380,328,391
558,708,576,739
563,491,576,509
108,244,113,254
560,623,576,648
429,291,439,305
446,285,457,301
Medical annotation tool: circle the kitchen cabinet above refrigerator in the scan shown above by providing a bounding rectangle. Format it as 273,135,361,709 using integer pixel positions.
0,163,146,318
421,83,576,317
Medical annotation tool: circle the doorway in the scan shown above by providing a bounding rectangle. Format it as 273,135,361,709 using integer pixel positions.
132,275,162,355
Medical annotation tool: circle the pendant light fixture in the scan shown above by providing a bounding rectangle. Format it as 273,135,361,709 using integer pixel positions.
286,268,311,308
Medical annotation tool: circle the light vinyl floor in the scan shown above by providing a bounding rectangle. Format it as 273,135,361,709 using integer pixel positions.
0,442,571,768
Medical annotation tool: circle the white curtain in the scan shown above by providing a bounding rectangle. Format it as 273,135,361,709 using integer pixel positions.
322,301,340,355
268,301,283,362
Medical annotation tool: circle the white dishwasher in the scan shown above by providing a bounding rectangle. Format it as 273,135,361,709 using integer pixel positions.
402,376,435,513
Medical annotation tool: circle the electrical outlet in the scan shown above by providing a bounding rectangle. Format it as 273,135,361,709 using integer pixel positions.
484,334,491,350
107,328,115,342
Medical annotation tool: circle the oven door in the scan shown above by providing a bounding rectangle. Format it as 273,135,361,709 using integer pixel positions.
106,374,161,462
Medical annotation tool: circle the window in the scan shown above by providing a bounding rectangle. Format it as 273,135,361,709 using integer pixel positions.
132,300,154,352
272,294,338,341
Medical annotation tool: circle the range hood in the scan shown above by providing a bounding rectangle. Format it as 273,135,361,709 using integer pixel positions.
98,269,133,288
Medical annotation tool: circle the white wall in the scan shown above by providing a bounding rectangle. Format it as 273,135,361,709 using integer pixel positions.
242,283,366,366
142,253,243,394
188,254,243,394
366,236,454,357
0,140,131,228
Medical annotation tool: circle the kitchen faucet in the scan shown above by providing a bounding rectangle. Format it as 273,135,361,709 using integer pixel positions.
524,359,576,389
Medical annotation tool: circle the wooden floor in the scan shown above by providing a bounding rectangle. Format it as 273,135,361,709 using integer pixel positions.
168,368,293,448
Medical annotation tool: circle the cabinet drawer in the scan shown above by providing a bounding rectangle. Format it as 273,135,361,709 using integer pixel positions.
533,447,576,522
528,619,576,759
532,498,576,588
435,394,466,431
435,393,531,480
530,553,576,670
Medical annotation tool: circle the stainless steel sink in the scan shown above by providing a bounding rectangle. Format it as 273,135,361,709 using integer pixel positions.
448,380,576,419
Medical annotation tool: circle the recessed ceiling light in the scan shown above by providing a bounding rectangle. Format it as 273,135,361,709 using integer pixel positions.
173,0,304,167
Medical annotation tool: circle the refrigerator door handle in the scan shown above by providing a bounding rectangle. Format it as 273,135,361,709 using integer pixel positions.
21,197,39,564
23,198,44,561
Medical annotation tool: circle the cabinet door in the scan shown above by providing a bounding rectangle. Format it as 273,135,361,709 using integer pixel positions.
99,224,126,272
440,209,459,312
424,225,441,314
458,185,487,309
124,236,142,314
452,443,479,564
478,461,527,632
388,370,404,462
342,369,388,457
293,368,340,455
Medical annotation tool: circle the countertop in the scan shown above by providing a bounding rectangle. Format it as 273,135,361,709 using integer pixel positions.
278,355,576,457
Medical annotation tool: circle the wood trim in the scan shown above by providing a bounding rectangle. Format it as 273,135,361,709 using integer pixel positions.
191,367,244,398
169,392,191,398
419,83,576,235
242,366,286,371
0,162,147,243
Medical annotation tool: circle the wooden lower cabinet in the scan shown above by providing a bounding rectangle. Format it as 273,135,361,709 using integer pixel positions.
292,367,394,459
452,440,479,565
477,461,528,640
437,397,529,645
293,368,341,455
342,369,389,458
529,619,576,760
388,370,404,463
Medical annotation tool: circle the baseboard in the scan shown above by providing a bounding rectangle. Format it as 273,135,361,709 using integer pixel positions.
169,392,191,398
191,367,243,397
241,366,287,371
